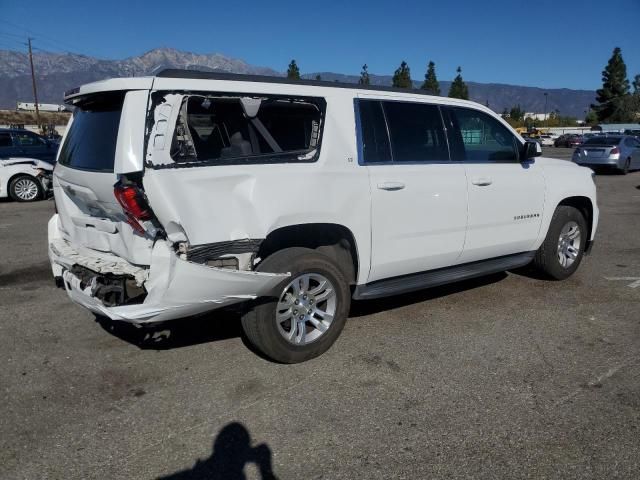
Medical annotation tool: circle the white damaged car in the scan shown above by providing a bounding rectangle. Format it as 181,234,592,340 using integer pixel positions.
49,71,598,362
1,157,53,202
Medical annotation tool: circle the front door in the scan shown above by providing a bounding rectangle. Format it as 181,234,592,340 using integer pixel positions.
357,98,468,283
443,106,545,263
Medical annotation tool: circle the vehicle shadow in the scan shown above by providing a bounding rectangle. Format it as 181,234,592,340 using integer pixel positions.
97,272,513,350
349,272,507,317
157,422,278,480
94,308,243,350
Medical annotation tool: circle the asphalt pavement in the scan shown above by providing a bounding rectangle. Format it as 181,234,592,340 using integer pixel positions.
1,148,639,479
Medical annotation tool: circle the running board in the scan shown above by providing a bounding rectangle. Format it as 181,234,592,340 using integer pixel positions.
353,252,536,300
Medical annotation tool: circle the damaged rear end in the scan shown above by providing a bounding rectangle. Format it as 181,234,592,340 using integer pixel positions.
49,80,288,323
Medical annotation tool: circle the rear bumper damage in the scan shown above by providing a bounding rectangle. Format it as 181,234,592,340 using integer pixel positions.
48,214,289,324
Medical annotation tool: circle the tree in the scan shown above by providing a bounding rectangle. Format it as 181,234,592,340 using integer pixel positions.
509,105,524,122
633,74,640,94
315,74,322,81
585,109,598,125
420,61,440,95
287,60,300,80
359,64,370,85
592,47,630,122
392,61,412,89
448,66,469,100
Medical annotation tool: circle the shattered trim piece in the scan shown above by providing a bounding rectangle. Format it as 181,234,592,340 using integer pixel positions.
50,238,148,285
187,239,263,264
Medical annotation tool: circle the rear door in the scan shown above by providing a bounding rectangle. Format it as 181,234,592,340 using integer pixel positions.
53,89,152,265
357,97,468,282
443,106,545,263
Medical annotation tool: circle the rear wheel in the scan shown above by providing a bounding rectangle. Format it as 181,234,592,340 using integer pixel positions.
9,175,43,202
241,247,350,363
532,206,587,280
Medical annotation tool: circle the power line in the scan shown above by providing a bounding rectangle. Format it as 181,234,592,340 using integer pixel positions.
0,19,86,55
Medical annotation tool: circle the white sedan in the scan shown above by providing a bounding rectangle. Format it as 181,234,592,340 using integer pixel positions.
539,135,555,147
0,158,54,202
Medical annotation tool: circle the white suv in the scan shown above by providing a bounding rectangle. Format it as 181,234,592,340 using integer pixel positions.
48,71,599,363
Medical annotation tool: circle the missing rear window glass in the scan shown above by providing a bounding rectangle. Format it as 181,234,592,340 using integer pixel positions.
169,94,325,166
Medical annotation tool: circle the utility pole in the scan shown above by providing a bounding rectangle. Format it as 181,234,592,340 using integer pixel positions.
27,38,41,130
543,92,548,128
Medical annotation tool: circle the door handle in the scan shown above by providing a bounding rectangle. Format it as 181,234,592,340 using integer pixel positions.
377,181,405,191
471,177,493,186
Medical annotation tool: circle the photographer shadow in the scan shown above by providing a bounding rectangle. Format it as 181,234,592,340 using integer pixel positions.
158,422,277,480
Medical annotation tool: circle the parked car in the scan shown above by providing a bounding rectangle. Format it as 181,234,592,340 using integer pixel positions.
539,134,554,146
555,134,582,148
48,71,599,363
0,157,53,201
572,135,640,174
0,128,58,163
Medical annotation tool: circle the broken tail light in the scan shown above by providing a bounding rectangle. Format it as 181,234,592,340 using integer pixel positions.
114,182,153,235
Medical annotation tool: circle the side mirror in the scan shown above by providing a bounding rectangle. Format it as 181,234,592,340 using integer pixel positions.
522,140,542,160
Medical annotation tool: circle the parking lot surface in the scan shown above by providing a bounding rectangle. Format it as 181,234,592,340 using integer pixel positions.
1,148,639,479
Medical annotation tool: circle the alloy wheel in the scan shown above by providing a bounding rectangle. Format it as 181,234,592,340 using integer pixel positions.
275,273,337,345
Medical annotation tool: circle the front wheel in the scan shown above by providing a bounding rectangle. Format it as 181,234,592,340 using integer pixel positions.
9,175,43,202
532,206,587,280
241,247,350,363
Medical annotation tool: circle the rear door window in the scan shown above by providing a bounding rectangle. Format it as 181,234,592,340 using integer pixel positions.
382,101,448,162
57,92,124,171
0,132,12,148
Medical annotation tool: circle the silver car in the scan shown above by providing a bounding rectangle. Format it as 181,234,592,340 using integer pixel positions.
572,135,640,174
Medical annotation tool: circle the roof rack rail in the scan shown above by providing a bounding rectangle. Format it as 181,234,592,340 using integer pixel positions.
155,68,437,97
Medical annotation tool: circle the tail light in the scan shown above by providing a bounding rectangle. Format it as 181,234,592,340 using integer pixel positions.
610,146,620,155
114,182,152,234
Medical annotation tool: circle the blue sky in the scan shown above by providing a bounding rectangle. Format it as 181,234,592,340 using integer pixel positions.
1,0,638,90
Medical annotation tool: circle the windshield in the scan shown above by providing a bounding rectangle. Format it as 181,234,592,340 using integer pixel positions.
57,92,124,171
584,137,621,146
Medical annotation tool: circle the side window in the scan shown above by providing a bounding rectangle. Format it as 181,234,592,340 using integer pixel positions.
170,95,325,165
14,132,45,147
450,107,519,162
382,101,448,162
358,100,391,163
0,133,12,148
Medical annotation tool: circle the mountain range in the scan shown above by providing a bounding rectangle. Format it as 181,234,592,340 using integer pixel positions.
0,47,595,118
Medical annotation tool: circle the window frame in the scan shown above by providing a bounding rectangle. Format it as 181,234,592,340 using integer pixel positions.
355,98,452,166
443,106,524,164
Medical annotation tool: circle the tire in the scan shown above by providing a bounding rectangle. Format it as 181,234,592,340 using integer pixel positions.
620,157,631,175
241,247,350,363
532,206,587,280
9,175,43,202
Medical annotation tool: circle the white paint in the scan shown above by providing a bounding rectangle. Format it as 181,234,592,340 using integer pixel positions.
114,90,148,174
605,277,640,288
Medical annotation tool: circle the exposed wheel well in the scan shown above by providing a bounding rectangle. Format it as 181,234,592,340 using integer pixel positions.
258,224,359,285
557,196,594,247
